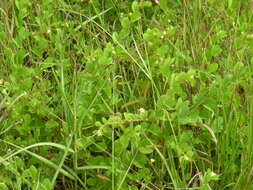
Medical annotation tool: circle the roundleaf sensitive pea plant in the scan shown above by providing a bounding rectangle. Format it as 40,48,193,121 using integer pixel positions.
0,0,253,189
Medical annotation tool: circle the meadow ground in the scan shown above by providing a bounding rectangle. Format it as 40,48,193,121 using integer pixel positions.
0,0,253,189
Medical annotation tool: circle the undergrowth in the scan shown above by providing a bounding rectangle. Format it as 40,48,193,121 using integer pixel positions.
1,0,253,189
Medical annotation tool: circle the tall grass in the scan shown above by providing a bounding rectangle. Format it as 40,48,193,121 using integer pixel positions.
0,0,253,189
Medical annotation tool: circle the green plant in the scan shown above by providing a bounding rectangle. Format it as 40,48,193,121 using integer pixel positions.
1,0,253,189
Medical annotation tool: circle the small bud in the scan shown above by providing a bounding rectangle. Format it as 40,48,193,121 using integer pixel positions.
155,0,159,4
2,89,7,95
138,108,146,113
155,60,159,65
97,129,103,136
46,29,51,34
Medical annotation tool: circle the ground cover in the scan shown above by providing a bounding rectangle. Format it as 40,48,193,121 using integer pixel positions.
0,0,253,189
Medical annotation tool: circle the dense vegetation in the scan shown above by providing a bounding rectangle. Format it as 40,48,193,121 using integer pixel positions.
1,0,253,189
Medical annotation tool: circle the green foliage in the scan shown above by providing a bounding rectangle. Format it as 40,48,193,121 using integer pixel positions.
1,0,253,189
